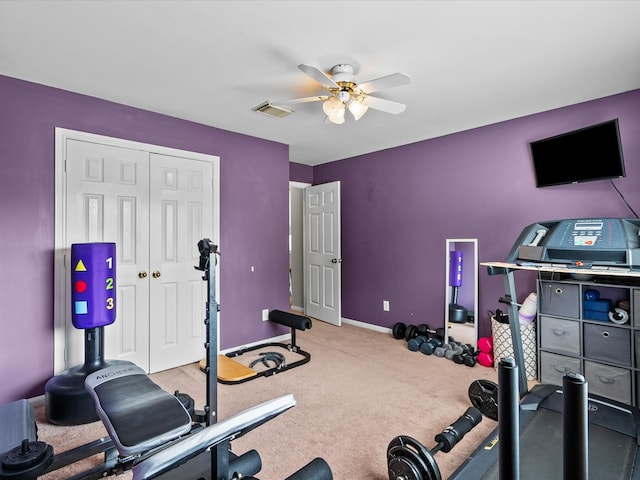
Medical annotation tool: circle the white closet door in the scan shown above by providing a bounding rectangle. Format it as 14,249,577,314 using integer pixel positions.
66,139,151,370
148,153,212,373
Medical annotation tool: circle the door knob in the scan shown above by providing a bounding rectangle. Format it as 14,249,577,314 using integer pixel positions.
138,271,148,278
331,258,342,264
152,271,161,278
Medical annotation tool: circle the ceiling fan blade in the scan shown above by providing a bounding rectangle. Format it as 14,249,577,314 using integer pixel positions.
283,95,330,104
298,64,339,90
361,95,406,115
358,72,411,94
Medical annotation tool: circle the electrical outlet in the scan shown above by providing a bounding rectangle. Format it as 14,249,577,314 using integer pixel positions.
262,308,269,321
383,300,390,311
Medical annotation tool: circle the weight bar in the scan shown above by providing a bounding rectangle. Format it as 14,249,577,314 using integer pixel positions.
468,379,498,421
387,407,483,480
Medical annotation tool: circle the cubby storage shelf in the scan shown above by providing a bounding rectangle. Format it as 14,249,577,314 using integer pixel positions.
537,272,639,406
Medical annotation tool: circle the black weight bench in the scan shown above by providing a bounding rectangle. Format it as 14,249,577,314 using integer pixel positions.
85,365,193,456
84,364,328,479
218,310,312,385
0,360,331,480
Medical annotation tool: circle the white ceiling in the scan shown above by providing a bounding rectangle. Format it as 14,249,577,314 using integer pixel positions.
2,1,640,166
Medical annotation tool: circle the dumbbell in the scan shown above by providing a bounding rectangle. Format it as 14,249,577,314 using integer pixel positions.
408,335,429,352
433,343,451,358
444,342,464,361
476,336,494,368
387,407,483,480
419,337,443,355
453,344,478,367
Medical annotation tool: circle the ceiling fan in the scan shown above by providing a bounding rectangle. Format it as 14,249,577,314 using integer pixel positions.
285,64,411,124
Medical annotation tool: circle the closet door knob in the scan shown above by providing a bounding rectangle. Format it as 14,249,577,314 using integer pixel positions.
138,271,148,278
152,271,161,278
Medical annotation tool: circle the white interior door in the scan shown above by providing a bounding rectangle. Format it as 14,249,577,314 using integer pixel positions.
56,129,219,375
148,153,212,372
304,181,342,326
65,139,151,369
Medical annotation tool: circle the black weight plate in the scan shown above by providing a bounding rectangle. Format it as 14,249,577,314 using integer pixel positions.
405,325,418,341
387,435,441,480
0,441,54,479
2,441,50,469
417,324,431,336
392,322,407,339
468,379,498,421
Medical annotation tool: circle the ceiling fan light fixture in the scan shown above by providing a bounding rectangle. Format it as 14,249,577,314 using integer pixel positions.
328,111,345,124
294,63,409,124
348,99,368,121
322,96,343,117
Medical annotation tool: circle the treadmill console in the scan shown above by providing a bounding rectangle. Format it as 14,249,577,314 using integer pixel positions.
507,218,640,268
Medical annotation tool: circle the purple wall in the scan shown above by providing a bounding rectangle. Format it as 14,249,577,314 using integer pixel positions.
290,162,313,184
2,72,639,405
314,89,640,338
0,75,291,403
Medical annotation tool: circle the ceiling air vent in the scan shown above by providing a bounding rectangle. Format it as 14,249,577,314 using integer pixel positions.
252,101,294,119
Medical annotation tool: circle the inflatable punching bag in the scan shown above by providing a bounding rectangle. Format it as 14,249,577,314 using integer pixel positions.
45,242,130,425
449,250,468,323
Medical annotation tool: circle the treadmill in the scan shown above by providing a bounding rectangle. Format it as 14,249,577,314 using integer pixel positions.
451,218,640,479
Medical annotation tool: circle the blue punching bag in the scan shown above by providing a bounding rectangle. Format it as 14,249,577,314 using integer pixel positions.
46,242,129,425
449,250,468,323
71,242,116,329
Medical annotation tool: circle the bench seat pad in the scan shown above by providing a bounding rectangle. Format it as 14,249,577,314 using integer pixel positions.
85,365,192,456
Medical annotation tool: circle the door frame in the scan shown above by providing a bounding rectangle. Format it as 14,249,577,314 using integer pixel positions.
303,181,342,326
289,181,310,312
53,128,220,373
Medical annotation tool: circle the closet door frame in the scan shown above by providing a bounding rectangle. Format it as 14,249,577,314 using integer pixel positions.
53,128,220,374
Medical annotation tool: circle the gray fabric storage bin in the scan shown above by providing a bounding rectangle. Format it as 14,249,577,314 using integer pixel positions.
539,351,581,386
584,360,631,404
540,315,580,356
539,281,580,319
584,323,631,367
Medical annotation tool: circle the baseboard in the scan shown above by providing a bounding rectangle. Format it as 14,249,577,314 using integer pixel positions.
290,305,304,312
220,333,291,355
342,317,392,335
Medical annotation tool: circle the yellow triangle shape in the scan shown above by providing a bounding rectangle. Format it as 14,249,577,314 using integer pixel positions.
75,259,87,272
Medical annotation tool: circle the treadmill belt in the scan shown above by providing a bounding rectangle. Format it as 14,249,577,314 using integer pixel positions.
481,408,636,479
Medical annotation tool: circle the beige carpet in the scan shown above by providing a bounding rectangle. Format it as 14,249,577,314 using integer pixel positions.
35,320,500,479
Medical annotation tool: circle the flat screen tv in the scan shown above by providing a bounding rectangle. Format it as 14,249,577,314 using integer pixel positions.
530,119,625,187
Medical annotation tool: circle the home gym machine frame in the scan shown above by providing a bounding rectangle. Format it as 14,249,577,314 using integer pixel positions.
0,239,331,480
